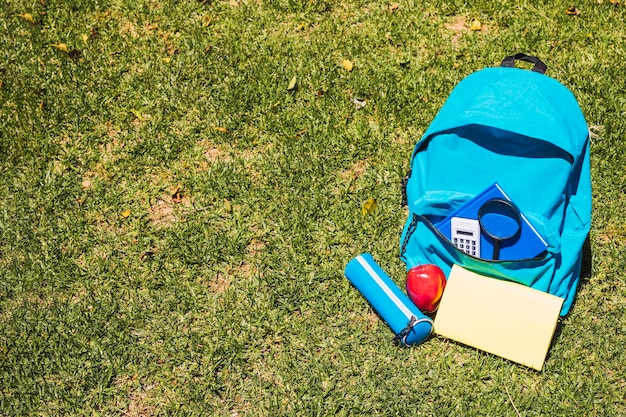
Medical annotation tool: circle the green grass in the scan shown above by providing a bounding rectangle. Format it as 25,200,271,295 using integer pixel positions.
1,0,625,415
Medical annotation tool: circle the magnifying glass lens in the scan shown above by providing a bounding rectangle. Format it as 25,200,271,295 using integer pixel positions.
480,211,520,238
478,199,522,261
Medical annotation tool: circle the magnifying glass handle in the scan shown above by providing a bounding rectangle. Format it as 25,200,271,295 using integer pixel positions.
492,241,501,261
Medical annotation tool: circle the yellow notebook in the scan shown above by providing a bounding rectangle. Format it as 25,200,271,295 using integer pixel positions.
433,265,564,371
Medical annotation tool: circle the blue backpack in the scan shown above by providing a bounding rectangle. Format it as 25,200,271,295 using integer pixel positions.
399,54,591,316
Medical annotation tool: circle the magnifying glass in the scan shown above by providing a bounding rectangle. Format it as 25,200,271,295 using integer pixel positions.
477,198,522,260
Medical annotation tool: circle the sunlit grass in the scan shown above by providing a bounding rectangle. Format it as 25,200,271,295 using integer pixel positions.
1,0,625,415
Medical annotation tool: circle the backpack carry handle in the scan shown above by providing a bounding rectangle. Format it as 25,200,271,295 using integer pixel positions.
501,53,547,74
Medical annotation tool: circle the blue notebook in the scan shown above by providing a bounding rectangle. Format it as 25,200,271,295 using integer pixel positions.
434,183,548,261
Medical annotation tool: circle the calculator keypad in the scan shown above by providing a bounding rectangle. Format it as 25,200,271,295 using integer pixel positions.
453,237,478,256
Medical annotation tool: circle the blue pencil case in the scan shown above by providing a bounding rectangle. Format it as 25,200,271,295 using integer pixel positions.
344,253,433,346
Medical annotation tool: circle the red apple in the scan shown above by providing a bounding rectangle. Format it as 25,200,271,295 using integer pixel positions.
406,264,447,313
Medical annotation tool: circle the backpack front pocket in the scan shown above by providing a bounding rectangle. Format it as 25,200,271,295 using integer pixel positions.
400,213,555,291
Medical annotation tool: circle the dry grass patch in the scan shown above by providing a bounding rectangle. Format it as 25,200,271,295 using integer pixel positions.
445,15,488,46
198,139,270,165
98,136,128,166
197,139,237,168
333,159,369,194
149,199,177,226
0,294,55,322
203,145,231,164
596,221,626,244
114,375,158,417
210,270,232,295
81,176,94,191
196,139,269,186
340,159,369,181
119,20,139,38
148,185,192,227
445,16,468,46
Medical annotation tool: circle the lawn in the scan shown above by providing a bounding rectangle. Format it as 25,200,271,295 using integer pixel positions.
1,0,625,415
